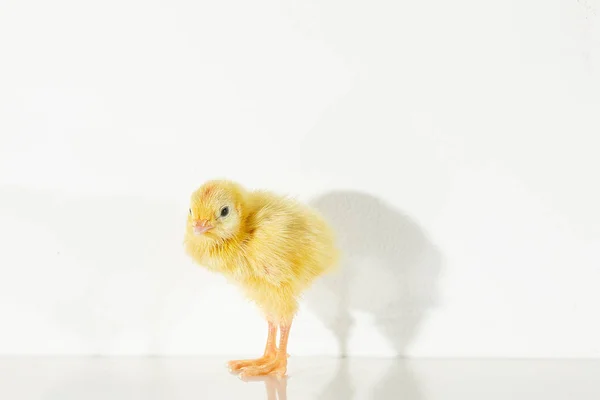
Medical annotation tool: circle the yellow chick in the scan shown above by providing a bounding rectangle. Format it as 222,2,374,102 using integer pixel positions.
184,180,339,377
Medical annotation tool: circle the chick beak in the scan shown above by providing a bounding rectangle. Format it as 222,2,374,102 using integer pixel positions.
193,220,213,235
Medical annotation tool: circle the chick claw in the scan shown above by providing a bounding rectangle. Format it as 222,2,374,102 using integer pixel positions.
228,355,274,372
239,356,287,379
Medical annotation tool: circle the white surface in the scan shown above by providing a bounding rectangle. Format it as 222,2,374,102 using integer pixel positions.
0,358,599,400
1,0,600,357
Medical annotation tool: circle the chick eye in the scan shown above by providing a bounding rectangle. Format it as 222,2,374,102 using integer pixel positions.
220,206,229,217
189,208,192,216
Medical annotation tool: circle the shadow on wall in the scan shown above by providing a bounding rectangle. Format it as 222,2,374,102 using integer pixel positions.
306,190,443,358
287,0,444,363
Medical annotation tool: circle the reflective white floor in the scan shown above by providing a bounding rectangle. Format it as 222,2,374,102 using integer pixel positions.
1,357,599,399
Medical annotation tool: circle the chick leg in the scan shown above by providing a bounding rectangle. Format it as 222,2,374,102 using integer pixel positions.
240,321,291,378
228,321,277,372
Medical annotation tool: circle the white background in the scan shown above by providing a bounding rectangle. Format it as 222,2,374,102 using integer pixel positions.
1,0,599,358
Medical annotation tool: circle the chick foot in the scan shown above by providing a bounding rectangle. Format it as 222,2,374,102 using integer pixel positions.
228,355,275,373
229,321,278,373
239,355,288,379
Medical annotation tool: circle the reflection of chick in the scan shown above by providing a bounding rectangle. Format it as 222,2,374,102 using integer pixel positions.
184,180,339,377
246,376,288,400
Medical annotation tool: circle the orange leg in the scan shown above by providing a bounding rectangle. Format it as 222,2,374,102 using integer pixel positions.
228,321,277,372
240,320,291,378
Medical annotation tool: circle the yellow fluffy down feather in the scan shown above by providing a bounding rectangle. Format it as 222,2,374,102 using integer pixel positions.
183,180,339,325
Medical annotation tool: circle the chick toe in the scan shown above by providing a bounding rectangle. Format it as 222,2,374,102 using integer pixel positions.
228,355,275,372
239,356,287,378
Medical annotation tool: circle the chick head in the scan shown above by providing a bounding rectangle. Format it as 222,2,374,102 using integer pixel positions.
188,180,247,241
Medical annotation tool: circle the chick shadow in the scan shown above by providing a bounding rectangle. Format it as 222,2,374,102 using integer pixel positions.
306,190,442,399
